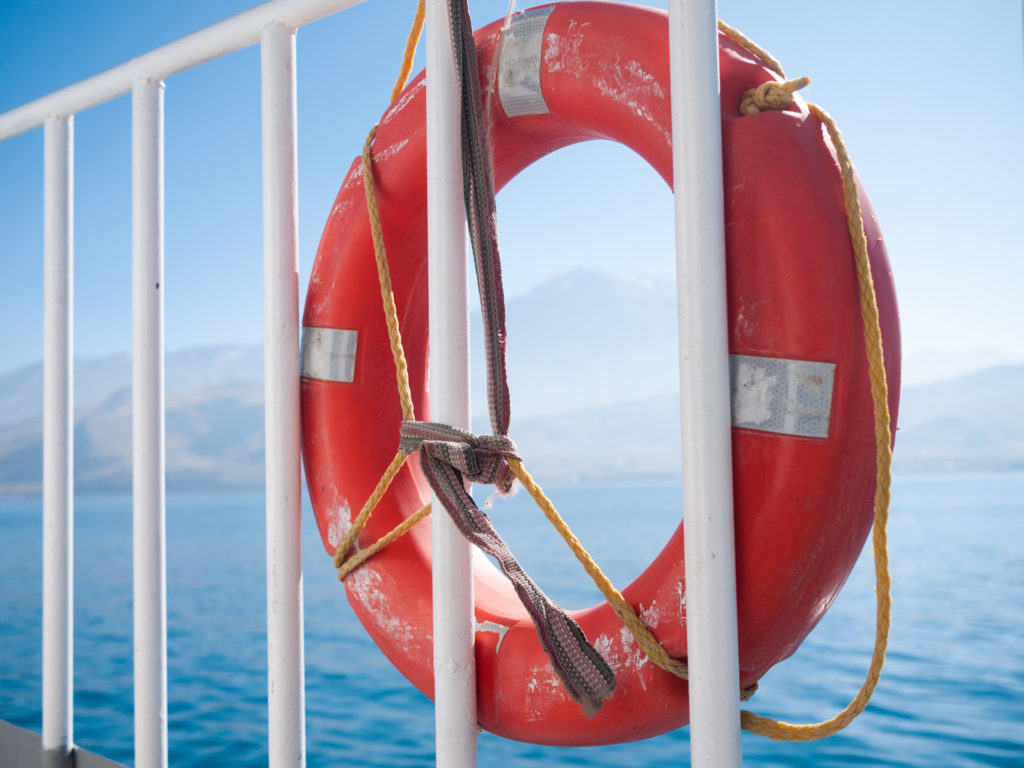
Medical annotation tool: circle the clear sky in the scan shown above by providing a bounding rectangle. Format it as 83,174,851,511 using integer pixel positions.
1,0,1022,387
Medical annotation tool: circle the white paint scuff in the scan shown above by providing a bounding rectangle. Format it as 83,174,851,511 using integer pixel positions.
544,23,671,145
347,566,416,648
374,136,409,165
523,664,566,721
639,600,662,630
325,498,353,551
475,619,511,653
381,77,425,127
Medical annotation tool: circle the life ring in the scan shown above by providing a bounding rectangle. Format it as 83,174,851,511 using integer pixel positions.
301,1,901,746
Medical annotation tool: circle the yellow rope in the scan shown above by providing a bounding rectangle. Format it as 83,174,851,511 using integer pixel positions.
715,23,895,741
337,502,433,581
506,457,692,681
333,1,428,580
337,7,894,744
391,0,426,104
334,450,410,574
717,19,787,77
739,76,811,116
362,0,427,424
360,127,416,423
736,103,893,741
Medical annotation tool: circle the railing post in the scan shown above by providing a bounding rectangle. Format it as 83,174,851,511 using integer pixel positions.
260,20,306,768
667,0,744,765
131,76,169,768
425,0,478,766
42,113,74,768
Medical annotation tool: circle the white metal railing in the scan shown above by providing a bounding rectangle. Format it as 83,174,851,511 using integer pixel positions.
668,0,743,762
425,4,478,766
130,76,168,768
0,1,741,766
41,112,74,768
1,2,365,766
259,21,307,767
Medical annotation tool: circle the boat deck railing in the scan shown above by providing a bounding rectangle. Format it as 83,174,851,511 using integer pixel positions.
0,1,742,766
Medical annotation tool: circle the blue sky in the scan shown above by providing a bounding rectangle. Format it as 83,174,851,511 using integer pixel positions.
1,0,1022,386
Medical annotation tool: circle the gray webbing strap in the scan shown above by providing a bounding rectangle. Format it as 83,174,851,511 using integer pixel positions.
396,0,618,714
400,422,615,714
449,0,511,438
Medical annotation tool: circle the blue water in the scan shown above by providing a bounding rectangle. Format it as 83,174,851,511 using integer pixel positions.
1,473,1022,766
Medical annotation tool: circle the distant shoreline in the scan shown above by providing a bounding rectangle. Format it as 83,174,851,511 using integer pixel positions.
4,466,1024,500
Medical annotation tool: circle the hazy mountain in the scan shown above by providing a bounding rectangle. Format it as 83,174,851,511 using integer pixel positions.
0,345,263,429
901,347,1024,388
0,381,265,495
471,268,679,420
0,273,1021,494
0,346,265,495
0,354,129,431
892,365,1024,471
509,393,682,483
506,364,1024,482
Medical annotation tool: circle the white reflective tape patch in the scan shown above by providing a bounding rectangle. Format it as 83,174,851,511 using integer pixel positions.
302,327,357,383
498,6,555,118
730,355,836,438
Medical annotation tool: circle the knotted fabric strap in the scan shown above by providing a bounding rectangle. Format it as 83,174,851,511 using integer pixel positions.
441,0,617,713
449,0,511,437
400,421,516,493
400,421,616,714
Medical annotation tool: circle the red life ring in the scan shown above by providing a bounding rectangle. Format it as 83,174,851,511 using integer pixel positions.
301,1,900,746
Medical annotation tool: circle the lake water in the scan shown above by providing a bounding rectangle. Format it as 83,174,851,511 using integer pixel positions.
1,472,1022,766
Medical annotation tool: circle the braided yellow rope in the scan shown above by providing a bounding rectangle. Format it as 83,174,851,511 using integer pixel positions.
333,0,426,579
507,457,692,681
390,0,426,104
736,103,893,741
716,23,894,742
360,127,416,423
337,501,432,581
745,104,891,741
739,76,810,116
337,7,894,744
365,0,426,424
717,19,787,77
334,450,410,575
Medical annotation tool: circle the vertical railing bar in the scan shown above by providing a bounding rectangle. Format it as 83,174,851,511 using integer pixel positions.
131,77,169,768
42,113,75,768
260,21,306,768
667,0,744,766
425,1,478,766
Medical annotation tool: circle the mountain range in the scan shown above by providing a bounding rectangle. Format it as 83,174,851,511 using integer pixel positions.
0,347,266,495
0,270,1020,495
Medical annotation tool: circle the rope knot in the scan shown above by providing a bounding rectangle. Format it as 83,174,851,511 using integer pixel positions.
400,421,518,495
739,76,811,115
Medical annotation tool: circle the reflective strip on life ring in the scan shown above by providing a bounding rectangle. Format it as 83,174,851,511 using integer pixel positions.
301,1,901,747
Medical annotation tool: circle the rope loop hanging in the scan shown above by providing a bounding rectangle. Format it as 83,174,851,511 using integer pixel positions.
717,20,894,742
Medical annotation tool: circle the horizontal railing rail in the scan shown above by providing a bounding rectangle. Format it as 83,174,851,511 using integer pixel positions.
0,0,364,142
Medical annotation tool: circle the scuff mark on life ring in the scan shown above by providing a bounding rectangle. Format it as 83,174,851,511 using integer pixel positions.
476,619,511,653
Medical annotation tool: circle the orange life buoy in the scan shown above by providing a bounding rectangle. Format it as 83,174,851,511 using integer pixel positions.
301,1,901,746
